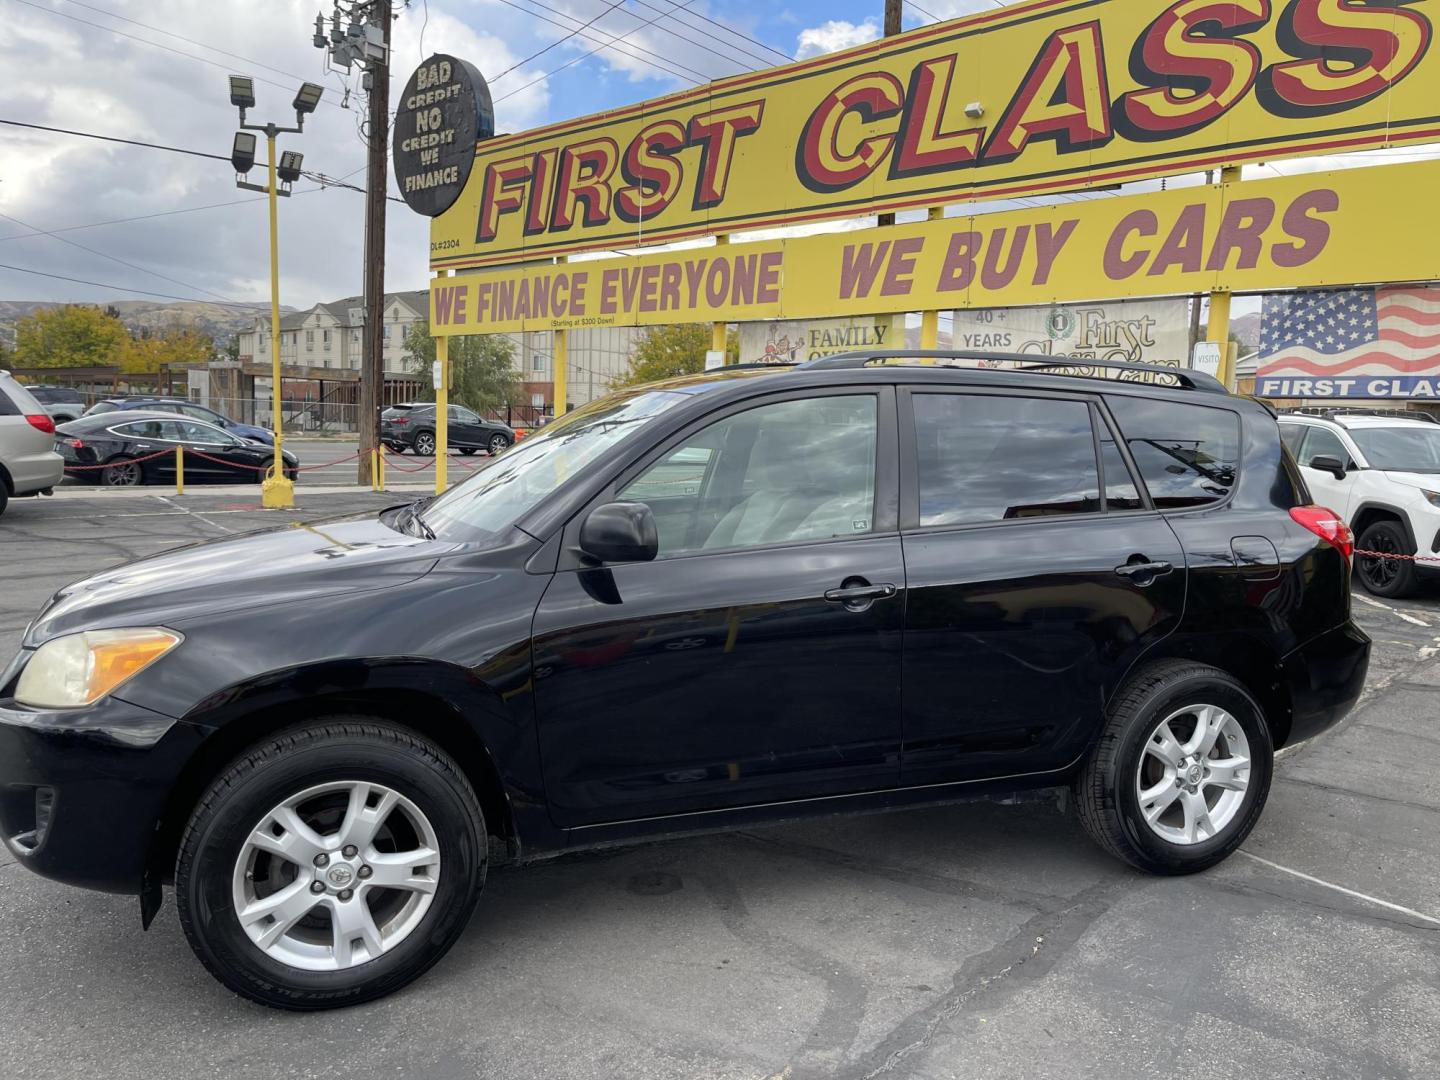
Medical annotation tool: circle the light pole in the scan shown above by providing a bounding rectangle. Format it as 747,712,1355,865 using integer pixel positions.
227,75,324,509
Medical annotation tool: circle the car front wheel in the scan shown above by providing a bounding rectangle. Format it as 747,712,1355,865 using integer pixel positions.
1356,520,1418,598
175,720,487,1009
412,431,436,456
488,434,510,455
1074,661,1272,875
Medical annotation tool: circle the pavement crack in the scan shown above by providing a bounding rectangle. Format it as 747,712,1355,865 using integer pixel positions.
847,879,1124,1079
1275,774,1440,814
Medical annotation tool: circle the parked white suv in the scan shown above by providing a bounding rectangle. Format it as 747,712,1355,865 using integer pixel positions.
1279,409,1440,597
0,371,64,516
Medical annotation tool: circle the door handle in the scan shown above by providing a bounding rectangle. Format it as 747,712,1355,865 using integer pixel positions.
824,581,898,611
1114,559,1174,584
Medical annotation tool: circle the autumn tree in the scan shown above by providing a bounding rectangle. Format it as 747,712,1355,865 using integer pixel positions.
613,323,739,388
120,327,215,374
402,321,521,415
12,305,129,368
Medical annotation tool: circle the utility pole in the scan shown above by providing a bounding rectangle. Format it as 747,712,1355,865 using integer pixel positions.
876,0,904,229
314,1,392,485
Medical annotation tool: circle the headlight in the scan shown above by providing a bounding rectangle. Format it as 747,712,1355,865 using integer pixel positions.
15,628,182,709
1424,491,1440,508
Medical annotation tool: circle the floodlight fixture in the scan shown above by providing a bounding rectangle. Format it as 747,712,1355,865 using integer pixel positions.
294,82,324,116
231,131,257,174
229,75,256,110
277,150,304,184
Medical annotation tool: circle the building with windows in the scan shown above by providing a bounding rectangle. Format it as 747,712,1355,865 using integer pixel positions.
235,291,646,413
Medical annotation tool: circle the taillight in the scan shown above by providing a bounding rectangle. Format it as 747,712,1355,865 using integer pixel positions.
64,438,85,449
1291,506,1354,562
390,416,409,425
25,414,55,435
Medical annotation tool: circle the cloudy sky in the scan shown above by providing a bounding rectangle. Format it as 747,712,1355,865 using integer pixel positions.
0,0,1432,315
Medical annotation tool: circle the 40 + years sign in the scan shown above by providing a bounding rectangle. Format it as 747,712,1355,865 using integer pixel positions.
431,0,1440,269
430,159,1440,336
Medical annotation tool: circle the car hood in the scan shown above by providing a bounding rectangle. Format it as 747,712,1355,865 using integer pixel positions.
1380,470,1440,492
235,424,273,443
24,515,452,646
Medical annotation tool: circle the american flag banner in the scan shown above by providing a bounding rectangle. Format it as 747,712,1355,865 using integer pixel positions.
1256,287,1440,399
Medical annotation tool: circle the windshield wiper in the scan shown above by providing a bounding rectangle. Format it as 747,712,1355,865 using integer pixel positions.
402,497,436,540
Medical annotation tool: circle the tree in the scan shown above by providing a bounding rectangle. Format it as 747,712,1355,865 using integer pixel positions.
402,320,521,414
12,305,129,368
119,327,214,374
613,323,739,388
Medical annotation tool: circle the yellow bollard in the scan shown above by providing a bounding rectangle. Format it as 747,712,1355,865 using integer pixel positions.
175,445,184,495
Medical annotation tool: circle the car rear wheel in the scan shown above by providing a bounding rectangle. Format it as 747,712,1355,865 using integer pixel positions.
1356,520,1418,598
1074,661,1272,875
488,434,510,455
386,443,406,455
459,447,476,456
0,482,8,517
175,720,487,1009
102,457,143,487
413,431,436,456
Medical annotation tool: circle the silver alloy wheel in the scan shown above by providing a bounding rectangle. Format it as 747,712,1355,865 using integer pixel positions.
103,459,141,486
1134,704,1252,846
488,434,507,455
414,432,435,456
231,781,441,972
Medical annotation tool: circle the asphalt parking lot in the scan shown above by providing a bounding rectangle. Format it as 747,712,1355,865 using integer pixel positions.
1,491,1438,1080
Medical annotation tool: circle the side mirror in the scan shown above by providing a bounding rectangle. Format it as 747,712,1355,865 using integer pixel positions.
1310,454,1348,481
579,502,659,564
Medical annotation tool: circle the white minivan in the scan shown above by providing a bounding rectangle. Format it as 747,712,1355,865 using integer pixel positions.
0,371,64,516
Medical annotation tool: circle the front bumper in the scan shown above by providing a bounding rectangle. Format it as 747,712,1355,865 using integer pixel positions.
0,692,202,895
1280,620,1371,746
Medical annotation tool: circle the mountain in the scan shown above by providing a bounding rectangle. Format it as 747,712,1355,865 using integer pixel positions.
0,299,294,349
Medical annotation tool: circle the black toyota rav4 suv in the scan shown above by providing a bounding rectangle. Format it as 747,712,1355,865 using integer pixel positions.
0,353,1369,1009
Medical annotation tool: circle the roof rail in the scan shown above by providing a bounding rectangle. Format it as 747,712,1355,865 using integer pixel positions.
795,350,1227,394
1284,405,1439,424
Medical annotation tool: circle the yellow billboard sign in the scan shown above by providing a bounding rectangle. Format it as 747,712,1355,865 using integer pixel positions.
430,159,1440,335
432,0,1440,270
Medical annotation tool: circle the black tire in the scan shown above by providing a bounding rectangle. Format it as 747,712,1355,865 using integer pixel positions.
176,719,487,1010
488,434,510,455
102,456,143,487
387,443,406,455
458,447,476,456
1356,520,1418,599
0,481,8,517
1074,661,1273,875
413,430,436,457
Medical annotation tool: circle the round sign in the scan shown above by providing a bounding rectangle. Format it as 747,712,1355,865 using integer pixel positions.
393,54,493,217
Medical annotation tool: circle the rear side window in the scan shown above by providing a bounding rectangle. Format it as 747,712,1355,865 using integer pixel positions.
0,379,41,416
1279,424,1306,454
0,384,19,416
1107,397,1240,509
912,393,1101,526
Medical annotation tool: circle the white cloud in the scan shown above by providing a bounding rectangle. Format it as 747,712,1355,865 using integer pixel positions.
795,18,880,60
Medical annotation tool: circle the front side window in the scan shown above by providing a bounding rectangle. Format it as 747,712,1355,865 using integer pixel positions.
1348,425,1440,472
912,394,1101,527
1107,397,1240,509
619,395,877,556
1299,426,1350,468
419,388,693,543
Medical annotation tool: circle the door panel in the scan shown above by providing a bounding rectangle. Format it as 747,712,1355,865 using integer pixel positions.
901,516,1185,783
533,537,905,825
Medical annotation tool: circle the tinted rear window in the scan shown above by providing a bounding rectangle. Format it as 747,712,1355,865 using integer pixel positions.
1107,396,1240,509
0,379,42,416
0,384,20,416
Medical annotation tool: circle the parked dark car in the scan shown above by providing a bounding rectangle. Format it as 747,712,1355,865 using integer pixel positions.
85,397,273,446
0,352,1368,1010
23,385,88,424
55,411,297,486
382,402,514,456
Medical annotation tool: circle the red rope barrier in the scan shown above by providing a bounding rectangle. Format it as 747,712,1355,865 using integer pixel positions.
62,448,177,472
1354,549,1440,564
382,452,434,473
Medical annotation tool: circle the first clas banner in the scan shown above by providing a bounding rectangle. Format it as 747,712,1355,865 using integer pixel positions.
431,0,1440,269
431,159,1440,336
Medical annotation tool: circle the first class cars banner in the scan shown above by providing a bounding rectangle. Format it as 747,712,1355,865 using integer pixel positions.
430,159,1440,335
431,0,1440,269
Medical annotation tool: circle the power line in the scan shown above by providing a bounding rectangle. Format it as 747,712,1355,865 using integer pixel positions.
0,197,269,242
0,209,239,305
635,0,792,65
494,0,703,104
493,0,628,82
494,0,713,84
0,261,272,311
11,0,344,109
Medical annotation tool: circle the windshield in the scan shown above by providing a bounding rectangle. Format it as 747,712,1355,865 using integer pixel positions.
418,388,691,542
1349,426,1440,472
